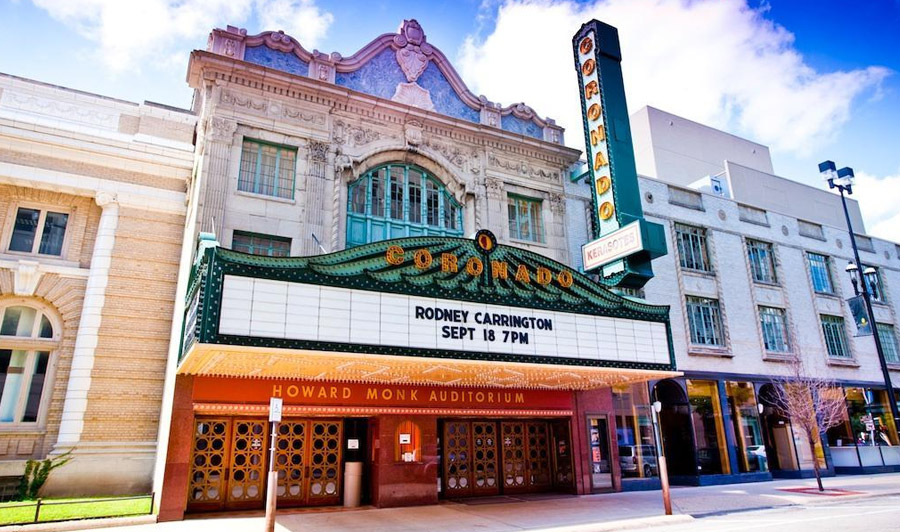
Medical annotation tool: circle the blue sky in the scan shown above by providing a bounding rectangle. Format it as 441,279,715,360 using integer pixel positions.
2,0,898,241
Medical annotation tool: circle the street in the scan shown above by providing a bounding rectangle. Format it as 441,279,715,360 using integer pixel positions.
638,495,900,532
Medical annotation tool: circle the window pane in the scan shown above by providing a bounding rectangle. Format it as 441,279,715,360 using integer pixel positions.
408,173,422,224
747,240,775,283
390,167,405,220
237,141,296,199
726,381,767,472
686,296,723,346
371,170,385,217
821,315,849,358
508,196,542,242
39,315,53,339
426,180,439,226
612,383,658,479
687,379,730,475
38,212,68,256
0,350,27,422
22,352,49,423
808,253,833,293
232,231,291,257
1,306,37,337
507,200,517,238
349,180,367,214
877,324,900,363
676,224,710,272
10,208,40,253
760,306,790,352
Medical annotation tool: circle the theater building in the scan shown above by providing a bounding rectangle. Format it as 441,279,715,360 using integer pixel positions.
156,20,676,519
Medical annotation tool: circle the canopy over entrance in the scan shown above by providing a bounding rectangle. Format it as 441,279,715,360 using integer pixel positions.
178,231,678,390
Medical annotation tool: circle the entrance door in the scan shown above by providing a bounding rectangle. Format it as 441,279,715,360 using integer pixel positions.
443,420,501,497
187,417,343,512
501,421,552,493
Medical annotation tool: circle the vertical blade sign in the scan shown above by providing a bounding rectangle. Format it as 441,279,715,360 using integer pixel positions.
573,20,666,288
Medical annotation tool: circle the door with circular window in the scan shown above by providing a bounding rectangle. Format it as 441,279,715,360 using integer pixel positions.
187,417,343,512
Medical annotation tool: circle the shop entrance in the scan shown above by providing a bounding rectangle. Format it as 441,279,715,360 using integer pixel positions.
653,379,698,478
440,419,572,498
186,417,343,512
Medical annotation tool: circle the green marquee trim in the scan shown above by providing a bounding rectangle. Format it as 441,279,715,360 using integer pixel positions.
181,234,675,370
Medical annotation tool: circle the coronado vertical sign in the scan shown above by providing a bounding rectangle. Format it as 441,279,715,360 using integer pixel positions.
573,20,667,288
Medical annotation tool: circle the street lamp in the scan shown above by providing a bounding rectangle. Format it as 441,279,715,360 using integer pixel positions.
820,160,900,430
650,400,672,515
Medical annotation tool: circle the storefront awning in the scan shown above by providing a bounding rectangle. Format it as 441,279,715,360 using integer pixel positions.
178,343,680,390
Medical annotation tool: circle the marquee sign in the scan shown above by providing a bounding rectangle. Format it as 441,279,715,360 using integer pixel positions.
572,20,667,288
181,232,675,372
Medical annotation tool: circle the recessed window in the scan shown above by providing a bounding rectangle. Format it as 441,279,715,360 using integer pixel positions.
395,420,421,462
8,207,69,256
232,231,291,257
746,239,776,283
807,253,833,294
675,223,711,272
820,315,850,358
759,306,790,352
877,324,899,363
238,139,297,200
507,195,543,243
0,304,57,424
686,296,724,347
346,164,463,248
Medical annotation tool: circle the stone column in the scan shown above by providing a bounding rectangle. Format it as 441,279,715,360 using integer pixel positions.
198,116,237,239
55,192,119,448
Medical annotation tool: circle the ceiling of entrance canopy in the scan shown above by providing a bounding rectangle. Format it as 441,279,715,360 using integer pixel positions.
178,343,679,391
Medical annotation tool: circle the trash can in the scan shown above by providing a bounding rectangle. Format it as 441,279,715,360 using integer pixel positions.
343,461,363,507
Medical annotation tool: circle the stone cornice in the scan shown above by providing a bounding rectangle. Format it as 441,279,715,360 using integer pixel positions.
188,50,581,168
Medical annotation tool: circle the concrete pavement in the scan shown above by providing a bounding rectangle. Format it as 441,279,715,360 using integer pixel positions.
10,473,900,532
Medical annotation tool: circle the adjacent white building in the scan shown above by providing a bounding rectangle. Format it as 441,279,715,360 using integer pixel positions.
567,106,900,486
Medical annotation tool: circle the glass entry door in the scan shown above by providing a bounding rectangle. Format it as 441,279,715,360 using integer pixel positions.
587,416,613,490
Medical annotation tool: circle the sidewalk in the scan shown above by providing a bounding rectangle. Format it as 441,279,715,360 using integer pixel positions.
12,473,900,532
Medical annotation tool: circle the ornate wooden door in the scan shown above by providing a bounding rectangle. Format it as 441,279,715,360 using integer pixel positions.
526,421,551,488
226,419,268,509
471,421,499,495
187,418,231,511
442,420,472,496
187,417,343,511
501,421,527,490
306,420,343,505
274,421,308,506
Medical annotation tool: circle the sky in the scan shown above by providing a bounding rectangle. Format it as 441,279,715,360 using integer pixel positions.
1,0,898,243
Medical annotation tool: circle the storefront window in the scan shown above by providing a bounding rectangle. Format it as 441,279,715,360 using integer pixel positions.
687,379,730,475
613,383,658,479
725,382,767,472
587,417,613,489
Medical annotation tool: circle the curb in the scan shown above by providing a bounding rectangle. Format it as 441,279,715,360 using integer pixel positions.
4,514,157,532
528,514,694,532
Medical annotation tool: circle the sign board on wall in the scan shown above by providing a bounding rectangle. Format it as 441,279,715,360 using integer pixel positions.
218,275,671,367
572,20,667,287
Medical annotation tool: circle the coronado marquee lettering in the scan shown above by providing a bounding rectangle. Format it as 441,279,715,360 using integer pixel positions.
385,245,574,288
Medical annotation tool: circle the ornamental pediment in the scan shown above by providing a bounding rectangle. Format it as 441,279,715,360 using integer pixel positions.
203,20,565,145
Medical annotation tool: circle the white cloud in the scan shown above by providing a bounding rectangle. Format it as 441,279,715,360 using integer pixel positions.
851,170,900,244
30,0,334,73
457,0,888,157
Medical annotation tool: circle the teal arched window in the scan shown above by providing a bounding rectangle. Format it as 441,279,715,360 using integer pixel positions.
347,164,464,247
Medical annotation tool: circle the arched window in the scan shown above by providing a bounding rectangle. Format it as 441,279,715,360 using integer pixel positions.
347,164,464,248
0,303,58,424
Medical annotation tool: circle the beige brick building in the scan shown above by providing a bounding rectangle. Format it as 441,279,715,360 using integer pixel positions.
0,74,196,496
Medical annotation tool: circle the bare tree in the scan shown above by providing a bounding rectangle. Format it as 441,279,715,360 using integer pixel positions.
769,358,847,491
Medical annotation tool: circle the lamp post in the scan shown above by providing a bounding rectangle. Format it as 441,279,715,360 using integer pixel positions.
820,160,900,430
650,400,672,515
